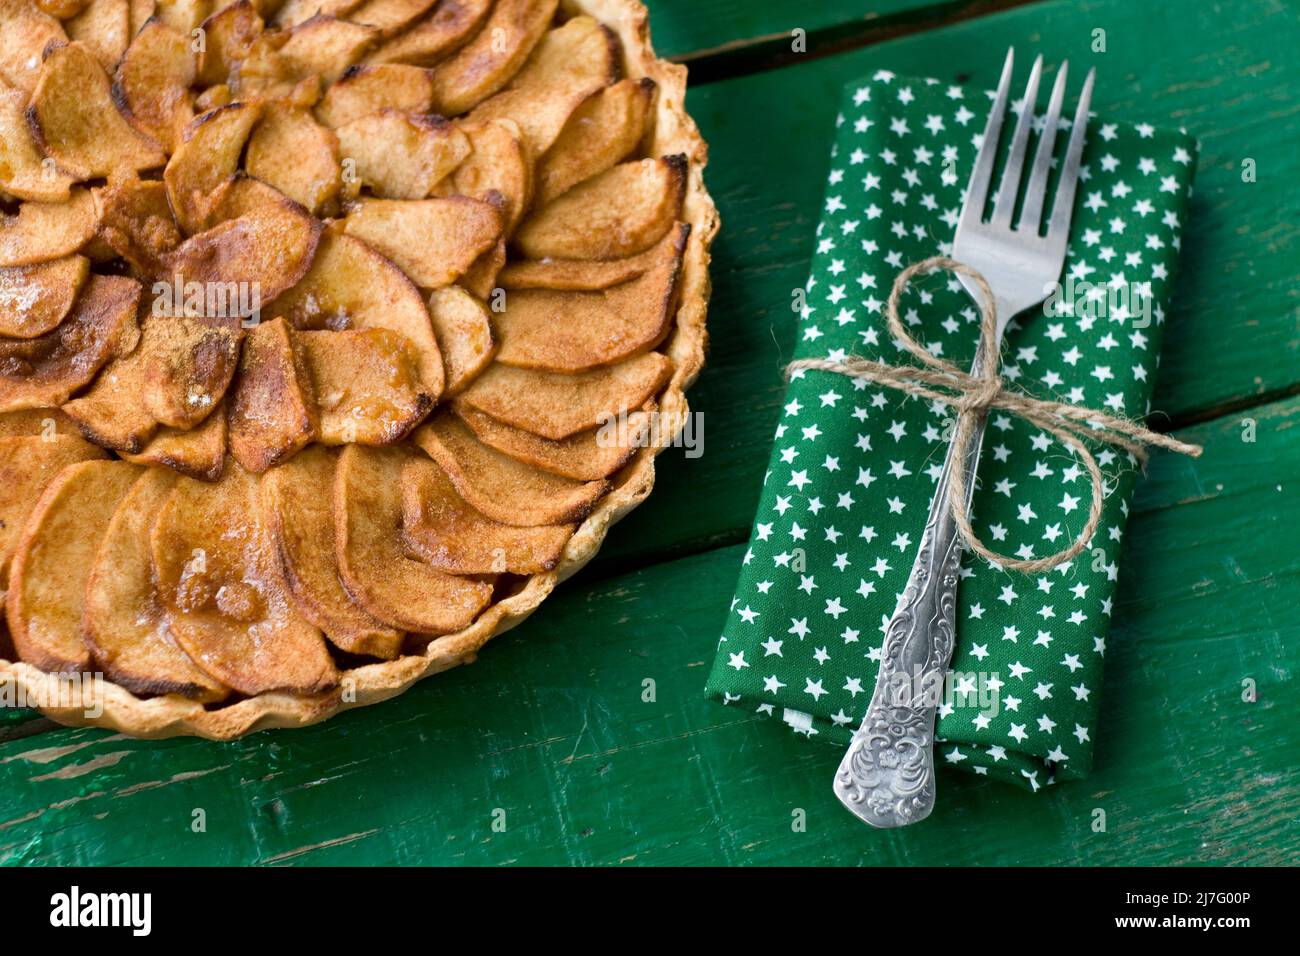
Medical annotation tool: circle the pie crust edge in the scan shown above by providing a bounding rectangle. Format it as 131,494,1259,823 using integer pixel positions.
1,0,719,740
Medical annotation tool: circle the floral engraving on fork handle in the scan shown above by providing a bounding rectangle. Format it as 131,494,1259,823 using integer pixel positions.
833,413,979,828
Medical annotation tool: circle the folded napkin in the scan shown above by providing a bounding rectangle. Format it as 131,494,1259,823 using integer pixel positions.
705,69,1198,790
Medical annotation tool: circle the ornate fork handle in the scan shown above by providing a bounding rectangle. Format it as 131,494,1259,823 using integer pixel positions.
832,359,993,828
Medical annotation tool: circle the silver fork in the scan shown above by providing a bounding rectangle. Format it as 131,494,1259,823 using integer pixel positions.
832,49,1094,827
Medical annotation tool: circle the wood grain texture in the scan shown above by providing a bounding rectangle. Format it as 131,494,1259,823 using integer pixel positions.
1,397,1297,865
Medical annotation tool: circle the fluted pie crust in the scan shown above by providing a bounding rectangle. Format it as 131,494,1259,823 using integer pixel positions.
0,0,717,738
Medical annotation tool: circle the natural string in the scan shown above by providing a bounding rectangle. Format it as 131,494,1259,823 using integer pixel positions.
785,256,1203,574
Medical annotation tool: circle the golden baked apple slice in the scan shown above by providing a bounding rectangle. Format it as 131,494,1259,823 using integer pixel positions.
436,118,530,232
427,285,495,395
300,328,432,444
497,243,656,291
112,18,196,152
150,462,339,696
267,230,445,396
334,443,493,634
0,407,79,439
0,1,67,93
139,317,243,429
0,85,76,203
314,63,433,128
196,0,263,87
348,0,436,35
94,178,182,278
467,15,617,158
154,0,215,34
342,196,501,289
0,255,89,339
413,414,606,526
279,14,379,83
274,0,360,29
60,339,160,452
162,182,323,308
261,445,403,658
365,0,490,67
515,156,685,260
536,77,654,204
245,103,341,215
427,0,557,115
227,318,318,472
66,0,131,71
37,0,91,17
164,101,265,235
28,41,166,180
0,433,107,604
457,350,672,440
83,468,229,701
0,274,141,413
493,222,687,371
6,459,142,672
454,401,652,481
0,188,99,268
336,110,469,200
120,402,227,481
401,454,573,574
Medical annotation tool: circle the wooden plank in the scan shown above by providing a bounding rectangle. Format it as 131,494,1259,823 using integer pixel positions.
2,397,1297,865
599,0,1300,568
646,0,958,61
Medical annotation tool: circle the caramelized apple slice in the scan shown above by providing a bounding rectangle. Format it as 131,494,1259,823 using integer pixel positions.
0,434,107,603
195,0,263,87
457,351,672,440
0,85,75,203
0,407,78,439
38,0,91,16
66,0,131,71
427,285,494,395
336,110,468,199
401,454,572,574
347,0,436,35
437,118,530,232
334,443,493,634
267,230,445,396
494,222,686,371
261,445,403,658
94,178,182,277
0,255,90,339
150,462,339,696
459,238,504,299
536,77,654,204
467,15,617,158
343,196,501,289
300,328,432,444
365,0,490,67
274,0,360,30
61,338,160,452
454,401,652,481
154,0,214,34
0,2,67,93
228,318,318,472
497,245,655,291
120,402,227,481
245,103,341,215
83,468,229,700
413,414,605,526
0,274,141,413
28,41,165,180
162,184,323,308
0,189,99,268
6,459,142,672
112,18,196,152
164,101,265,235
515,156,685,260
427,0,557,115
278,14,378,83
314,63,434,127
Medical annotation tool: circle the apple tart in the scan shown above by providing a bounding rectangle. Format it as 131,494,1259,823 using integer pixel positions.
0,0,716,737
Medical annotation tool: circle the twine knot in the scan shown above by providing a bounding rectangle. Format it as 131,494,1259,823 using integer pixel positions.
786,255,1202,574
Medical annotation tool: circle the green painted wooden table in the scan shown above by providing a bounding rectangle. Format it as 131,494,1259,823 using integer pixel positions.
3,0,1299,866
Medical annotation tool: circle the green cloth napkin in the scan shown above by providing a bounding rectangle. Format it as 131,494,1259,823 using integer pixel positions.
704,69,1198,791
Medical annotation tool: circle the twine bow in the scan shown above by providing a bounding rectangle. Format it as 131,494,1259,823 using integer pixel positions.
786,256,1202,574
